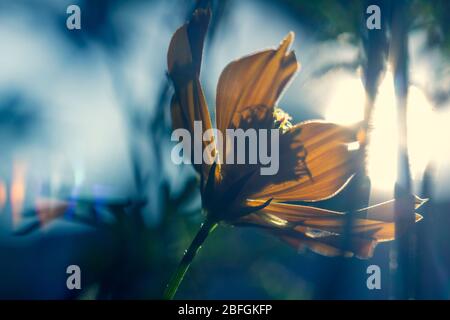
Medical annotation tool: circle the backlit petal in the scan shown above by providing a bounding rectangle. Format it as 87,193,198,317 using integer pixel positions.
167,9,215,179
237,200,423,258
249,121,362,201
215,32,299,133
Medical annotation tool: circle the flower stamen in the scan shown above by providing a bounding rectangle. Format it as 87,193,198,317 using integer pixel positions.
273,107,293,133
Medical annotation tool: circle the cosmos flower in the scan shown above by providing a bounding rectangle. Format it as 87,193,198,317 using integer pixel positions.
166,8,425,296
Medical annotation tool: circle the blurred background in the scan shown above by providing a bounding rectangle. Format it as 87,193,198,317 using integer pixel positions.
0,0,449,299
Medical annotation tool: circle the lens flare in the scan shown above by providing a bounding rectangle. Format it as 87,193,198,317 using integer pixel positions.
0,181,6,212
11,162,27,226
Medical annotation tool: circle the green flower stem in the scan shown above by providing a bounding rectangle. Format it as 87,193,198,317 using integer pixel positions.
163,219,218,300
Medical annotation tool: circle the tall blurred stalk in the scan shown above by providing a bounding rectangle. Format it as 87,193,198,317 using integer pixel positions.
351,0,416,299
341,0,389,274
356,0,389,213
362,0,388,137
337,0,388,297
389,0,416,299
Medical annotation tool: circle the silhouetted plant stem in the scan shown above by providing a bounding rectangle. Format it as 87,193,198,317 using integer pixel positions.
390,0,415,299
341,0,387,262
416,164,439,298
362,0,388,134
164,218,218,299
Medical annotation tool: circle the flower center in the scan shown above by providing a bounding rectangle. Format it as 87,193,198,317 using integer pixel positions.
273,107,293,133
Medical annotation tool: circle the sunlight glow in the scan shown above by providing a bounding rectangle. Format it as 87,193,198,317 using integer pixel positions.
325,75,366,125
367,72,398,192
407,85,435,181
325,71,437,193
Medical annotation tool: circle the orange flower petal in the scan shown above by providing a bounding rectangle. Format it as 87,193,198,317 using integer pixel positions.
167,9,215,180
238,199,423,258
359,196,427,222
215,32,299,133
249,121,362,202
